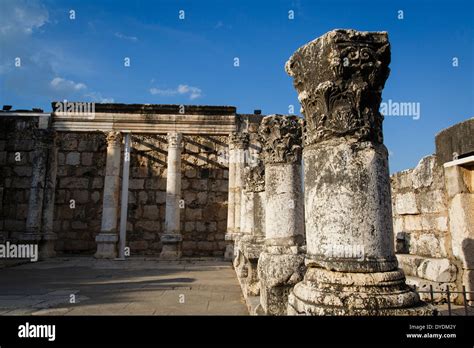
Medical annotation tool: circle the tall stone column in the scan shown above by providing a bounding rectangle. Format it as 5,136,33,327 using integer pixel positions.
224,132,249,260
224,137,236,260
285,29,433,315
40,130,58,258
95,131,122,259
257,115,305,315
22,129,50,246
235,159,266,297
233,133,249,239
160,132,183,259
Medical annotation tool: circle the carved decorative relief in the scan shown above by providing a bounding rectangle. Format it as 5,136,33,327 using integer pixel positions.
285,29,390,146
258,115,303,164
104,131,122,147
167,132,183,148
245,160,265,192
229,132,249,150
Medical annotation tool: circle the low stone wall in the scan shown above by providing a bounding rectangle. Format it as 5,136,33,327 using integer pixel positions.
391,155,450,258
391,155,461,302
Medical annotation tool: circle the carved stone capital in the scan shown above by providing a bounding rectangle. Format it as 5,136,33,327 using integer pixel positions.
104,131,122,147
285,29,390,147
167,132,183,148
229,132,249,150
244,160,265,192
258,115,303,164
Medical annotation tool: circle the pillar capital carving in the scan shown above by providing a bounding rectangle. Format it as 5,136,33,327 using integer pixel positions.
228,132,249,150
258,115,303,164
285,29,390,147
244,161,265,192
166,132,183,148
104,131,122,147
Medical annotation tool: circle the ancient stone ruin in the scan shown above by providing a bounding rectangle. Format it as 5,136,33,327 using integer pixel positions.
1,29,472,315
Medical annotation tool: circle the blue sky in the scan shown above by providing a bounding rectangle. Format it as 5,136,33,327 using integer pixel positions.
0,0,472,172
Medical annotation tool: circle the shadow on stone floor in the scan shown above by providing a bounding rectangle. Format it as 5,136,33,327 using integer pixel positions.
0,257,248,315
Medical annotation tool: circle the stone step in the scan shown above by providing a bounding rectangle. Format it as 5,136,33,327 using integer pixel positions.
397,254,457,282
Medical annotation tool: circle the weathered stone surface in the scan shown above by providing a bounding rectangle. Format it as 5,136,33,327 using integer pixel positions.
403,231,448,258
462,270,474,304
286,29,390,147
129,179,145,190
161,132,183,259
418,190,446,214
258,115,303,164
420,215,448,232
405,276,458,304
435,117,474,164
81,152,93,166
444,165,470,198
411,155,440,189
257,114,305,315
289,268,434,315
395,192,419,215
95,131,122,259
285,29,432,315
403,215,423,231
396,254,457,282
66,152,80,165
303,141,396,272
449,193,474,269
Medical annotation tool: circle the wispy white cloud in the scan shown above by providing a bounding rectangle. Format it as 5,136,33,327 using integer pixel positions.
0,0,48,39
49,77,113,102
213,20,231,30
1,0,112,105
150,84,202,100
114,32,138,42
84,91,114,103
50,77,86,92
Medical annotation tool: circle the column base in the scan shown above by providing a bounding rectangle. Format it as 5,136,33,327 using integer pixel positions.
224,232,238,261
39,233,57,259
224,245,234,261
236,236,264,297
257,245,305,315
21,232,42,242
288,267,437,315
95,233,118,259
160,234,182,260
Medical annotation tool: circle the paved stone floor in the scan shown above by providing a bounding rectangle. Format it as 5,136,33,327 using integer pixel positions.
1,257,472,316
0,257,248,315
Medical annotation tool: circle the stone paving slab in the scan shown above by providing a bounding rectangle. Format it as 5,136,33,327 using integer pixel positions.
0,257,248,316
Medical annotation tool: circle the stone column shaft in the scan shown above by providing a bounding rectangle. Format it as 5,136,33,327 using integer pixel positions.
95,131,122,259
257,115,305,315
23,129,50,245
235,158,266,298
40,130,58,258
160,132,183,259
233,147,246,235
224,132,249,260
226,149,236,235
